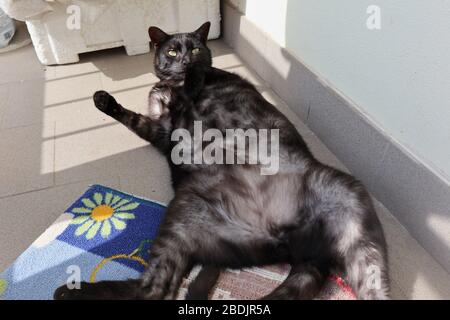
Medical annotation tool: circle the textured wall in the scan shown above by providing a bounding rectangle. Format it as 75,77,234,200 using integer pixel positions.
227,0,450,182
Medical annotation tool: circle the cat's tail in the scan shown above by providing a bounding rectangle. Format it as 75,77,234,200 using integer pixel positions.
343,241,390,300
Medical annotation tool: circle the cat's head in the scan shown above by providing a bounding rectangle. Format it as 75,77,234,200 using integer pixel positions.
148,22,212,80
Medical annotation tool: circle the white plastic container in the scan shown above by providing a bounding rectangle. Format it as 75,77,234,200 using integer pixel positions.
0,7,15,48
1,0,221,65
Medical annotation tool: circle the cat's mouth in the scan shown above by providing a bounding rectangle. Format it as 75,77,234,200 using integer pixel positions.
169,71,187,81
156,68,186,81
174,67,187,75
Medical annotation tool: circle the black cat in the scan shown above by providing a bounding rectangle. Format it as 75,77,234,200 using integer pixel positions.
54,22,390,300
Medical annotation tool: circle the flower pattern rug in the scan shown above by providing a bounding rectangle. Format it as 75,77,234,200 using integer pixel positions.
0,184,355,300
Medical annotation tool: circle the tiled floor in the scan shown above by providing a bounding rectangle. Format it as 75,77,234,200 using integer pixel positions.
1,40,449,299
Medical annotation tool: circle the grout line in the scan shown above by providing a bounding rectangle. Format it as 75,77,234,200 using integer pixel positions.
45,70,101,83
0,175,122,201
43,82,158,110
0,75,46,87
99,66,106,90
0,185,55,200
52,121,56,186
42,121,118,142
0,121,44,133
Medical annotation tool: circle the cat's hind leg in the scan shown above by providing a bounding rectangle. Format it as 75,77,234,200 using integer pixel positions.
261,217,332,300
262,165,390,300
185,266,221,300
300,166,390,300
138,189,285,300
261,264,327,300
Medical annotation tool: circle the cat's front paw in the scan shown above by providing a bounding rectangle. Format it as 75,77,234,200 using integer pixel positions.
93,90,122,116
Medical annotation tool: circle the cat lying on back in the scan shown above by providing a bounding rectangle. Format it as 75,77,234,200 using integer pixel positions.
54,22,390,300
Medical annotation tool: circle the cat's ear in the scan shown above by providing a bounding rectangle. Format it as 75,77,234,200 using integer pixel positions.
192,21,211,44
148,26,169,47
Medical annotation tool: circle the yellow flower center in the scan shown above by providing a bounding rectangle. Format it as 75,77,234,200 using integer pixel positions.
91,205,114,222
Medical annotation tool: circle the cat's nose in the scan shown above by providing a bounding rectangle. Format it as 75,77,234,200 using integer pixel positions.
182,57,190,65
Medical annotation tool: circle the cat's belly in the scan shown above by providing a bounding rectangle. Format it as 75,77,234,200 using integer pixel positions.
207,166,302,236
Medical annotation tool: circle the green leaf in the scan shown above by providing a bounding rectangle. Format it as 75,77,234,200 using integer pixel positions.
93,193,103,206
114,212,135,220
104,192,113,205
111,217,126,230
75,220,94,236
81,198,96,209
70,216,90,225
101,220,111,238
86,221,101,240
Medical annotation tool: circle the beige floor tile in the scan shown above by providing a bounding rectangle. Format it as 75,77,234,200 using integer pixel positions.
0,83,10,125
101,71,158,93
44,72,102,107
209,39,235,57
84,47,152,71
45,97,115,134
91,48,158,92
225,65,267,86
390,279,408,300
0,45,45,84
0,123,54,198
49,81,162,185
213,52,244,70
1,79,46,129
45,58,99,81
113,144,169,180
53,120,163,185
375,199,450,299
210,40,242,69
119,170,174,206
112,86,152,115
45,86,151,135
100,68,158,93
0,177,120,272
213,53,244,71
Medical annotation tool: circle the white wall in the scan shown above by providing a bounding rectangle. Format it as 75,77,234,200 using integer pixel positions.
229,0,450,181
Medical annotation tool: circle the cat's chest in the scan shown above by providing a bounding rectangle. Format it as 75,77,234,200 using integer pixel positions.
170,91,233,128
193,93,222,116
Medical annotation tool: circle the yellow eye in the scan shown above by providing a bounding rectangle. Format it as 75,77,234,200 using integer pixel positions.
192,48,201,55
167,50,177,57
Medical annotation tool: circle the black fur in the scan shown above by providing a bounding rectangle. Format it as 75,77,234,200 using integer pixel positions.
54,22,390,300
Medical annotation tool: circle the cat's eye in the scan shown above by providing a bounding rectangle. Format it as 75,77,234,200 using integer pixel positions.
167,49,177,57
192,48,201,55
